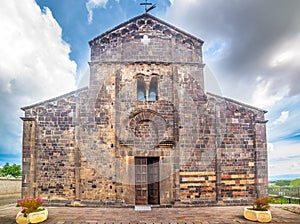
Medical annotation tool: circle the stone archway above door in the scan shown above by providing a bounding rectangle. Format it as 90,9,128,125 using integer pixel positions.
128,109,168,149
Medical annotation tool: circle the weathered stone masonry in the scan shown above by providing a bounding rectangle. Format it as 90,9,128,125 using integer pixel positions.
21,13,268,206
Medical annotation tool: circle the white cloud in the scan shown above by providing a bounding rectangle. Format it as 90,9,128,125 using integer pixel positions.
271,51,294,67
256,76,262,82
273,111,289,126
85,0,123,24
269,35,300,68
251,78,290,109
266,93,300,142
268,141,300,176
86,0,109,24
267,143,274,152
0,0,76,155
291,163,299,168
204,39,230,61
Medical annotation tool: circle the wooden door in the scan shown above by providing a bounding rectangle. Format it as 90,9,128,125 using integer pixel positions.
135,157,160,205
148,157,159,204
135,157,148,205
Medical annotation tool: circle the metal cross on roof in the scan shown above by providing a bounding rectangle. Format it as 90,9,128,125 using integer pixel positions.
140,0,156,13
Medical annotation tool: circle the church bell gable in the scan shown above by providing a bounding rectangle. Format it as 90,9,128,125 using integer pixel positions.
89,13,204,64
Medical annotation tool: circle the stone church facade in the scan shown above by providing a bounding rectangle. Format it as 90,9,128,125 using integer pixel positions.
21,13,268,206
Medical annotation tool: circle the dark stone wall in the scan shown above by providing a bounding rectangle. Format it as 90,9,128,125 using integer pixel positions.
177,93,267,206
21,89,88,201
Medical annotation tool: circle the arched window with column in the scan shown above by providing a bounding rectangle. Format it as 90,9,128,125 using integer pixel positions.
148,76,158,101
137,76,146,101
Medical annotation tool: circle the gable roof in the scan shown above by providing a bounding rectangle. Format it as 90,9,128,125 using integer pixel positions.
21,87,88,111
89,13,204,46
206,92,268,114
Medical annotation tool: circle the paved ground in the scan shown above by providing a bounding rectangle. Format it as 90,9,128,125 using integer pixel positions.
0,204,299,224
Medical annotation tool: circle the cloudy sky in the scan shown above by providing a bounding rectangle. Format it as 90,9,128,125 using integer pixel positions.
0,0,299,179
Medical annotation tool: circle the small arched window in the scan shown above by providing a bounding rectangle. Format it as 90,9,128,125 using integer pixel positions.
137,77,146,101
148,77,158,101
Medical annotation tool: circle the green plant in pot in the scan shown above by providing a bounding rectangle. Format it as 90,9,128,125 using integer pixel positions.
244,196,274,223
16,197,48,224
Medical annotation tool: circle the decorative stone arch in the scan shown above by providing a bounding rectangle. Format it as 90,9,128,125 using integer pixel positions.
90,15,203,53
129,109,167,149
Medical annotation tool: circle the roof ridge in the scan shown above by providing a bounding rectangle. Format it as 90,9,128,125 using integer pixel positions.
206,92,268,113
89,13,204,45
21,86,88,111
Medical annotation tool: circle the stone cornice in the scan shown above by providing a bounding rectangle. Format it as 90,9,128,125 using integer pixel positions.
88,61,204,67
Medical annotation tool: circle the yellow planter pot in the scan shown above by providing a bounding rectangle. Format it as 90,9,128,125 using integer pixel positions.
244,207,272,223
16,208,48,224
